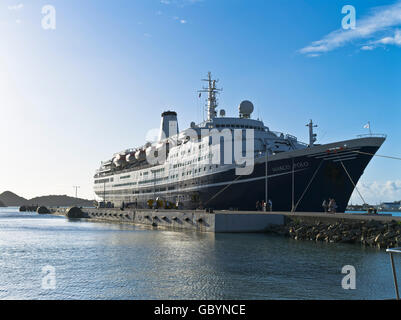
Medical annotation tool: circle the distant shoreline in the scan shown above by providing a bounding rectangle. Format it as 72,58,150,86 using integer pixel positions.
0,191,94,208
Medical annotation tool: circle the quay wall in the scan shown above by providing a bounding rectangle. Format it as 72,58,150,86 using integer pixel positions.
50,207,285,233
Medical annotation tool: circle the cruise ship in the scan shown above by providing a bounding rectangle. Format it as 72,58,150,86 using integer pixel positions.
94,73,386,212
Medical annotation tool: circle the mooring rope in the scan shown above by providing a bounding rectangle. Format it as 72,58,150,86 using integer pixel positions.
344,149,401,204
351,150,401,161
339,159,367,205
292,159,324,213
204,174,243,206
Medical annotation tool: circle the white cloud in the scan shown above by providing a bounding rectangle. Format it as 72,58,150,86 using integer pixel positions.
350,180,401,204
375,29,401,45
361,45,374,50
300,1,401,56
172,16,188,24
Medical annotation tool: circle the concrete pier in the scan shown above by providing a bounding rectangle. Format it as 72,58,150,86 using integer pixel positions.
51,208,285,233
49,207,401,234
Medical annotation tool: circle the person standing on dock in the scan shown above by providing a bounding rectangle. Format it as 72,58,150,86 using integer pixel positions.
331,199,338,213
328,198,337,213
268,199,273,212
322,199,328,213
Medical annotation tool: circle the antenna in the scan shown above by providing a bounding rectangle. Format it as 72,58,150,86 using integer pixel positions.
73,186,80,199
198,72,222,121
306,120,318,147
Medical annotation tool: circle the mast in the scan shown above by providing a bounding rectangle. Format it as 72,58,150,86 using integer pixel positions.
306,119,317,147
198,72,222,121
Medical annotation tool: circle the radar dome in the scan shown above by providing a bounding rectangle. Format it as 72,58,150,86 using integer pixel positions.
239,100,254,118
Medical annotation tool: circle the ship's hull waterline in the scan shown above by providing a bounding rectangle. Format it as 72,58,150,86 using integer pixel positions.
95,137,384,213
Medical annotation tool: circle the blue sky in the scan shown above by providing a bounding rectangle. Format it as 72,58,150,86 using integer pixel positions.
1,0,400,204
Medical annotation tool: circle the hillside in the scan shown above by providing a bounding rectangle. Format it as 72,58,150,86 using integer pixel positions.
0,191,94,207
29,195,94,207
0,200,5,207
0,191,29,206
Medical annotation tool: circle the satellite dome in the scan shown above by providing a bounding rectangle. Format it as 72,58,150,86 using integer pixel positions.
239,100,254,118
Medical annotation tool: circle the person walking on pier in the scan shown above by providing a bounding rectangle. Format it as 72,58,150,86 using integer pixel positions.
268,199,273,212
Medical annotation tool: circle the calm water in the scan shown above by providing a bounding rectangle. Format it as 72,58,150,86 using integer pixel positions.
0,207,399,300
346,210,401,217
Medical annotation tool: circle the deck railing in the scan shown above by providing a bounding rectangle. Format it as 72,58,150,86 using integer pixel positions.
356,133,387,138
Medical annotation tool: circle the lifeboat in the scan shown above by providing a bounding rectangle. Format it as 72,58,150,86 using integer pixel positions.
135,149,146,161
145,146,158,159
113,153,126,167
126,152,137,163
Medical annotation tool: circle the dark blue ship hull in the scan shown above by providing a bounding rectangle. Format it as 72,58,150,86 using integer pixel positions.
191,145,380,212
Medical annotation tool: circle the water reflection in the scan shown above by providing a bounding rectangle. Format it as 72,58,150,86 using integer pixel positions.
0,208,397,300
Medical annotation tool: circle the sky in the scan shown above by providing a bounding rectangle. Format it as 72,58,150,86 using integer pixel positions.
0,0,400,204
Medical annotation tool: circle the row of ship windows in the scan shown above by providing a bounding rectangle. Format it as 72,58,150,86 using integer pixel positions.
98,174,217,195
215,124,265,131
96,161,220,186
115,168,166,182
94,178,114,184
99,186,176,195
114,157,214,183
169,143,208,158
172,154,212,169
109,165,220,188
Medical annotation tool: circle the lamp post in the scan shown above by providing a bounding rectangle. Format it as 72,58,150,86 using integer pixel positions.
291,158,295,213
103,182,106,207
73,186,80,206
265,144,269,211
73,186,80,199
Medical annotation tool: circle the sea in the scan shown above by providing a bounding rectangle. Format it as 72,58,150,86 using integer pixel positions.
0,207,399,300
